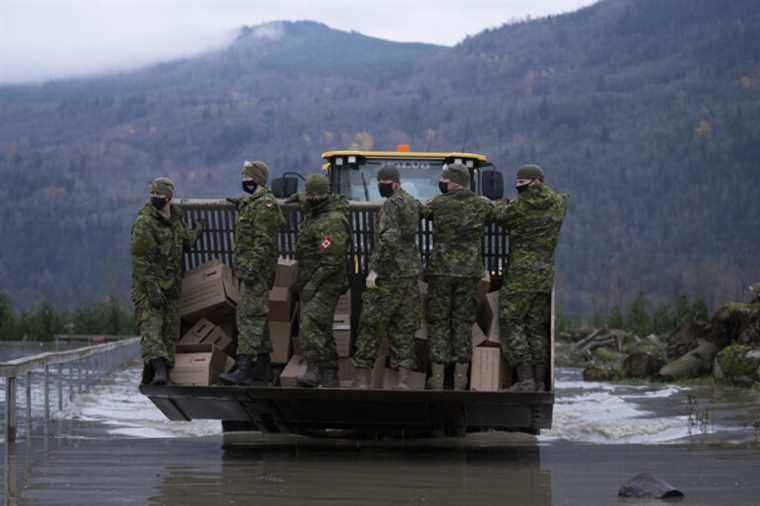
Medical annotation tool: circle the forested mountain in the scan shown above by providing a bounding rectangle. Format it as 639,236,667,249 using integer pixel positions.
1,0,759,320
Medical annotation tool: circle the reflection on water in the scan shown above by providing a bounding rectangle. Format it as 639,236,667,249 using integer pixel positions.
156,436,551,506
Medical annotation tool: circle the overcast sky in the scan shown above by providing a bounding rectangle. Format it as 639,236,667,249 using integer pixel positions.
1,0,596,85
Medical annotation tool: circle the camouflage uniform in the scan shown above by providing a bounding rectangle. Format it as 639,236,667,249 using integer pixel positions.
353,189,422,370
296,194,351,369
422,188,494,364
493,184,568,367
131,202,201,367
233,188,284,357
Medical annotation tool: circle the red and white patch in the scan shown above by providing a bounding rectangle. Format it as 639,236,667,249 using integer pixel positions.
319,235,333,252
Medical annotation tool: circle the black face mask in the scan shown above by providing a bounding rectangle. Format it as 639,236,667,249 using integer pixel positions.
151,196,168,210
438,181,449,194
516,185,529,195
378,182,394,198
242,181,258,194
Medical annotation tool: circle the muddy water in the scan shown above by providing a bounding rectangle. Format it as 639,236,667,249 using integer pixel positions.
2,364,760,505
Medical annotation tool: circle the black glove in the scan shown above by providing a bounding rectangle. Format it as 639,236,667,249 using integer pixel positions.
149,285,166,308
226,197,242,208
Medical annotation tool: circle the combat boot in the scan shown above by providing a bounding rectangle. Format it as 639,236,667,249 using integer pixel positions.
353,368,371,389
149,358,170,386
319,367,339,388
509,364,536,392
252,353,274,385
218,355,255,386
453,363,469,391
427,363,445,390
296,362,320,388
533,365,547,392
396,367,412,390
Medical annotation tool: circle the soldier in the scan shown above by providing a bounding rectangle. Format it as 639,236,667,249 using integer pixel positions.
493,164,568,392
295,174,351,388
219,161,284,386
352,167,422,389
131,177,204,386
422,164,494,390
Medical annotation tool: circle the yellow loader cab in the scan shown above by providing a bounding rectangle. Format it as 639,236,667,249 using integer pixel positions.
321,150,500,202
271,149,505,202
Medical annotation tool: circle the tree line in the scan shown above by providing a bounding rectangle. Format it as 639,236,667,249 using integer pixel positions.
0,292,136,341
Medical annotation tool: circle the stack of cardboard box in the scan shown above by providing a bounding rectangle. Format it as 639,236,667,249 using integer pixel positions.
268,258,298,366
173,259,240,385
470,290,511,391
334,291,353,385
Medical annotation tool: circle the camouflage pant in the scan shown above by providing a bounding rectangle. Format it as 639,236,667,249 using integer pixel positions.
353,277,419,370
300,282,344,368
236,279,272,357
427,275,479,365
135,295,180,366
499,290,550,367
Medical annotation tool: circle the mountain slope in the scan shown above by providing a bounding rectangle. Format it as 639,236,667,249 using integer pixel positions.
1,2,759,319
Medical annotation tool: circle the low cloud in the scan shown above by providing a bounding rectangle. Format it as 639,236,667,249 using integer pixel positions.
1,0,596,85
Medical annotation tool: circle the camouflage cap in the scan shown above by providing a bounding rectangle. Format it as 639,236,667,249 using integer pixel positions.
304,174,330,195
377,167,400,183
516,164,545,182
150,177,175,197
444,163,470,187
242,160,270,185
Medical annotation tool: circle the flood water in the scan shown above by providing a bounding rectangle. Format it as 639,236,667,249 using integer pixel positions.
2,345,760,505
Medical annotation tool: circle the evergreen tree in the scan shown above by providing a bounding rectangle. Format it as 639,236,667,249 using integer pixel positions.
608,305,625,330
692,296,709,321
652,302,676,335
627,292,652,336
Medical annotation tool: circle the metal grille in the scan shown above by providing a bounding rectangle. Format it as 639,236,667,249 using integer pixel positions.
177,199,509,276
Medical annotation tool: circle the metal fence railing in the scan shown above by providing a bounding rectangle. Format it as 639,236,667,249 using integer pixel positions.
0,337,140,443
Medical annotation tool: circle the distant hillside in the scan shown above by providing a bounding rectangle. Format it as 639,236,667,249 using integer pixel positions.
1,1,759,319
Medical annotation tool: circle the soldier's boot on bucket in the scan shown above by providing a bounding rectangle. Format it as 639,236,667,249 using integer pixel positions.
453,363,469,391
149,358,170,386
218,355,255,386
251,353,274,385
427,363,445,390
396,367,412,390
353,368,371,389
296,362,320,388
533,365,547,392
509,364,536,392
319,367,339,388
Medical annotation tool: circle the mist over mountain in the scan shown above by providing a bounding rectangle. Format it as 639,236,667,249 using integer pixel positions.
1,0,759,320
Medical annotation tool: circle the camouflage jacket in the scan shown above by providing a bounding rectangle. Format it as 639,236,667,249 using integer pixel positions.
130,204,201,300
493,185,568,293
295,194,351,292
369,188,422,279
421,189,494,278
233,188,285,284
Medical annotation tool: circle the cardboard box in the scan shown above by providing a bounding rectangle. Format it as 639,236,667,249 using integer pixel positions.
274,258,298,288
268,286,294,322
334,323,352,357
484,291,500,343
179,318,234,353
338,357,354,383
415,319,428,341
470,347,505,391
180,259,240,324
269,303,297,365
280,354,307,387
169,344,234,386
335,292,351,316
